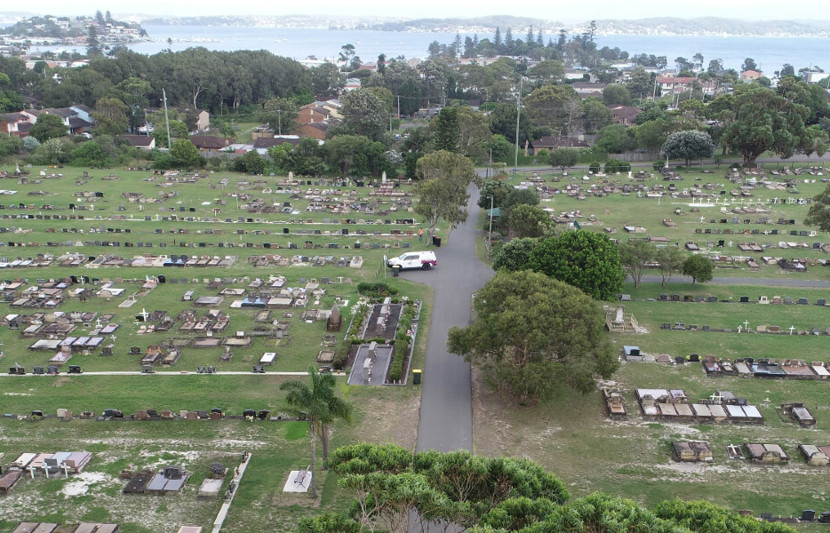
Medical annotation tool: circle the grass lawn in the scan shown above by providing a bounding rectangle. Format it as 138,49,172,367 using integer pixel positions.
0,164,433,532
496,164,830,280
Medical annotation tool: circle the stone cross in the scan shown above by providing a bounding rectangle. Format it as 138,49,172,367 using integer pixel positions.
743,320,749,331
789,325,796,335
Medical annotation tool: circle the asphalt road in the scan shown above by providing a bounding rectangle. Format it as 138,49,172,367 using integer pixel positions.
404,184,493,453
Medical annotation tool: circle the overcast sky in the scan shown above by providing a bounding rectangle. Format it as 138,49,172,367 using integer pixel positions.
8,0,827,22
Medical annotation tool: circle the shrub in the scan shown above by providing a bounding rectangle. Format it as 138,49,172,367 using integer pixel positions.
588,161,601,173
356,282,399,298
653,160,665,171
333,342,351,370
388,332,410,382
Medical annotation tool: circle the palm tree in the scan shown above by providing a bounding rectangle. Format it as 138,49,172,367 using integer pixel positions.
280,366,353,498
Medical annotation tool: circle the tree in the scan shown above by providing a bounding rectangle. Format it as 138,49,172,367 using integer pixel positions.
29,113,67,143
805,183,830,231
492,237,537,272
87,25,102,58
721,86,809,166
232,150,266,174
602,84,632,106
594,124,635,154
502,188,539,210
660,130,715,167
259,97,298,135
448,270,617,403
478,179,514,209
741,57,758,72
335,88,389,142
505,204,554,239
414,151,479,233
682,254,714,285
528,231,625,300
618,240,657,289
547,147,580,171
92,96,129,136
780,63,796,77
170,139,202,169
432,106,460,152
0,133,23,161
626,66,654,99
581,98,614,133
310,62,345,99
528,59,564,83
655,247,686,287
524,84,579,134
280,366,353,499
634,118,672,151
70,141,110,167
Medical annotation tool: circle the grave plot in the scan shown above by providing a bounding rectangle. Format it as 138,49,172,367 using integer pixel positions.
672,441,713,462
744,443,789,464
779,403,817,427
347,342,394,386
798,445,830,466
601,388,627,419
362,300,403,340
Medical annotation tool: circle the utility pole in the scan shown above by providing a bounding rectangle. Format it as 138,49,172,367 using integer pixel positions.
162,88,172,150
488,195,494,245
397,95,401,119
514,76,523,171
277,109,282,136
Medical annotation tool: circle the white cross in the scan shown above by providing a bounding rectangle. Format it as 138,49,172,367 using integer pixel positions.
140,308,149,322
789,325,796,335
743,320,749,331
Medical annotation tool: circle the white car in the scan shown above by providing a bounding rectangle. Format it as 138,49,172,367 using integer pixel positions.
387,251,437,270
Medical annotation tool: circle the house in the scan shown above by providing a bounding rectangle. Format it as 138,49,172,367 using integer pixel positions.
0,112,35,136
609,105,642,126
531,136,589,154
189,135,230,152
297,104,331,126
740,70,763,81
40,107,93,135
253,135,302,155
572,82,607,98
344,78,362,92
296,122,329,141
118,134,156,150
564,68,589,80
195,110,209,132
802,70,830,84
657,76,697,94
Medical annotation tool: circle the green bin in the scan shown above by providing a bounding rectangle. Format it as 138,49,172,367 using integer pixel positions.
392,265,400,277
412,368,422,385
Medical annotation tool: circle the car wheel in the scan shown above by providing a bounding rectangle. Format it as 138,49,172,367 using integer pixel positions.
422,263,431,270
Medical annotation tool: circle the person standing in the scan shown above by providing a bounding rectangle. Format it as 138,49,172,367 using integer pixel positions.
418,228,424,242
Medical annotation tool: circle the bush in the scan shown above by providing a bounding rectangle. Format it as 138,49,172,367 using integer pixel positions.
588,161,601,173
653,160,665,171
347,303,369,338
333,342,351,370
388,332,410,382
604,159,621,173
356,282,399,298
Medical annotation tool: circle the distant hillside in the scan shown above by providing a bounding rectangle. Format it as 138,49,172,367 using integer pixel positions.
136,15,830,37
593,17,830,36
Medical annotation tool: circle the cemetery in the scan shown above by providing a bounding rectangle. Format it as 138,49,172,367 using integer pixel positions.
4,160,830,529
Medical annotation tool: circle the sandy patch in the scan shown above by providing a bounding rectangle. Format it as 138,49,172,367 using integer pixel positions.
62,471,109,496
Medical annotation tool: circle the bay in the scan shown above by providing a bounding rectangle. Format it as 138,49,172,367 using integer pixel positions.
32,23,830,73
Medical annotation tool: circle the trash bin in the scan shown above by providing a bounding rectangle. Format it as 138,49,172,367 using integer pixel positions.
412,368,422,385
432,235,441,247
391,265,400,277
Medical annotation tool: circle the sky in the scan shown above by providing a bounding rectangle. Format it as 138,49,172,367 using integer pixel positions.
5,0,827,22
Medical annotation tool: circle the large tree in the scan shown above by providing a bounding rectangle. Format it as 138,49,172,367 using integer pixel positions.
618,240,657,289
660,130,715,167
335,88,390,142
721,86,809,166
280,367,354,499
682,254,714,285
92,96,129,136
655,246,686,287
528,231,625,300
170,139,202,169
524,84,580,134
448,270,617,403
505,204,554,239
547,147,580,172
29,113,67,143
258,97,299,135
492,237,537,272
414,150,479,233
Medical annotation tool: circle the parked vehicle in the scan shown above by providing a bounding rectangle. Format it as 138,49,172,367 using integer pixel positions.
386,251,438,271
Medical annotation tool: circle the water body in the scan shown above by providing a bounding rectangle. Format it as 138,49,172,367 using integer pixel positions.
30,23,830,72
